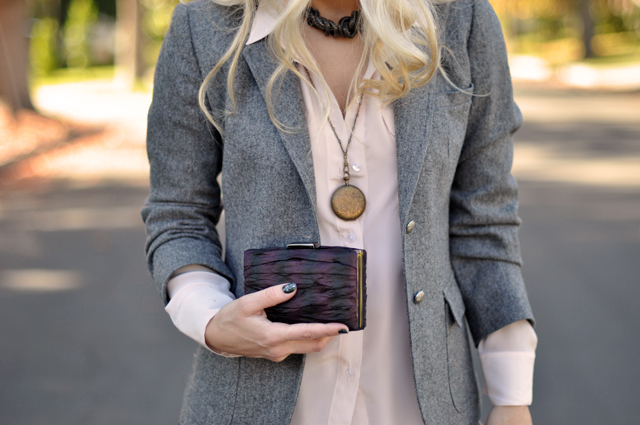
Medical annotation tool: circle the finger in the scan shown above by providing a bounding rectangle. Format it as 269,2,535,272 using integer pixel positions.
280,322,348,341
281,336,335,355
241,283,297,314
262,336,334,361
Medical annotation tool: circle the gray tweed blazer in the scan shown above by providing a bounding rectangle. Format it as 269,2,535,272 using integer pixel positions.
142,0,534,424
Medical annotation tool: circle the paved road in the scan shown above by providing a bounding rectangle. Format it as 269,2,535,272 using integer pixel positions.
0,88,638,424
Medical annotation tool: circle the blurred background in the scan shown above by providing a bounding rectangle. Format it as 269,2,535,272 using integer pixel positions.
0,0,638,424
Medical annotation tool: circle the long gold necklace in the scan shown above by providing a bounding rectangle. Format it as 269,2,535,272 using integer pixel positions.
304,67,366,221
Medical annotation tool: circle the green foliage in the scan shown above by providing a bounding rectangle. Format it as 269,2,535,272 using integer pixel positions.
62,0,98,68
141,0,179,37
141,0,179,65
30,17,60,76
490,0,640,60
93,0,116,17
30,66,115,90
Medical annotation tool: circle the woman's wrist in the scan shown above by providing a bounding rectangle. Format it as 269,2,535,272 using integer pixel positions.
204,313,242,357
485,406,532,425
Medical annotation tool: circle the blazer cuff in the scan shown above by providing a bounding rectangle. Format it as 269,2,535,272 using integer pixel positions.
150,237,235,305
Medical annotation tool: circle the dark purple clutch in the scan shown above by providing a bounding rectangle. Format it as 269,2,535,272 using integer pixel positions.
243,244,366,331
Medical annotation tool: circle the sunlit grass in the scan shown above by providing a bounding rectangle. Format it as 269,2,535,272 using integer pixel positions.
509,33,640,68
580,51,640,67
30,65,151,93
30,66,115,89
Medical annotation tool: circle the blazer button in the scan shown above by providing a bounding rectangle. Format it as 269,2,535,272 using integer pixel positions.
413,290,425,304
406,220,416,233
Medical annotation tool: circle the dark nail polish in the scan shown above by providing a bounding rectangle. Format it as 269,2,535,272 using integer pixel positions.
338,329,348,334
282,283,297,294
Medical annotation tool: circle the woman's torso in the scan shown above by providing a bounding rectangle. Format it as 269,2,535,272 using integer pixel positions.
144,0,529,423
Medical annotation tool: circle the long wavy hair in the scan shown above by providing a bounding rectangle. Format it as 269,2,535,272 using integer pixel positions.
198,0,449,133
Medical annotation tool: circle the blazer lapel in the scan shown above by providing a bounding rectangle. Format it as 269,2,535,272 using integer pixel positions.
243,39,435,227
242,41,318,215
394,86,434,224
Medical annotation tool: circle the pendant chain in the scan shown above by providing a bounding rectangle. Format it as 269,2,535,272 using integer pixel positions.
303,66,362,186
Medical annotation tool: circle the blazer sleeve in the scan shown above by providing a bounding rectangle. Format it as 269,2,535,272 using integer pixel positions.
142,3,234,305
448,0,534,346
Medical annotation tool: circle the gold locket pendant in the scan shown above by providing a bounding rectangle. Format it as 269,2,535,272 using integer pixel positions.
331,184,366,220
300,67,366,221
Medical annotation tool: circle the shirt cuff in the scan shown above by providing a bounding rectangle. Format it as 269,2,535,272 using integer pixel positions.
478,319,538,406
165,268,236,354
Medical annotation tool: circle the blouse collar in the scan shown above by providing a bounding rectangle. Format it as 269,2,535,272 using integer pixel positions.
246,1,280,45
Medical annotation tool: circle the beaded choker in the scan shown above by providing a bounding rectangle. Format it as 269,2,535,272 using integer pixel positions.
305,7,361,38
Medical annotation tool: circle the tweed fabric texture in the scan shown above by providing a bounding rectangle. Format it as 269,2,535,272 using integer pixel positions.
142,0,535,424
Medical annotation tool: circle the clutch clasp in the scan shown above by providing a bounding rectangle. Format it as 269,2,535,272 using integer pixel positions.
286,242,320,249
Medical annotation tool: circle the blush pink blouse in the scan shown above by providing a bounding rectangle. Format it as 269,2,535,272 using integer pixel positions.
163,2,537,423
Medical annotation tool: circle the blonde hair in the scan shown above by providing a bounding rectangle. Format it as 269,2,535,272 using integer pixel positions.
199,0,449,133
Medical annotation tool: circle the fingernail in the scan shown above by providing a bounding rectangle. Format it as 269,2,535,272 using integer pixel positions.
282,283,296,294
338,329,348,334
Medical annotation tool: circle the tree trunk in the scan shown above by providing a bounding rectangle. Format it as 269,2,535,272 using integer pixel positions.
0,0,34,112
115,0,144,89
580,0,596,58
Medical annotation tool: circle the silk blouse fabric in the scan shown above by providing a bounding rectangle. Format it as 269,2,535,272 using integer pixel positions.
161,2,537,424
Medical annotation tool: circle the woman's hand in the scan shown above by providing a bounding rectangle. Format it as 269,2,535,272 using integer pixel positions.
204,283,348,362
485,406,532,425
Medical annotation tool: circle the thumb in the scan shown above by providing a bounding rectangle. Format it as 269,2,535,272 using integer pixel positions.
243,283,297,314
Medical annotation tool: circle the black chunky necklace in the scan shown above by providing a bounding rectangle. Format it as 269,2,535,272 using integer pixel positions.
305,7,361,38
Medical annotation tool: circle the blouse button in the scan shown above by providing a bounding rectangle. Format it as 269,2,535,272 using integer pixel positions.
351,163,361,172
346,368,355,376
347,233,356,242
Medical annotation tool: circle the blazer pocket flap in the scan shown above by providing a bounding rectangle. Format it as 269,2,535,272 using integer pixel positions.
434,84,474,109
443,274,466,327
